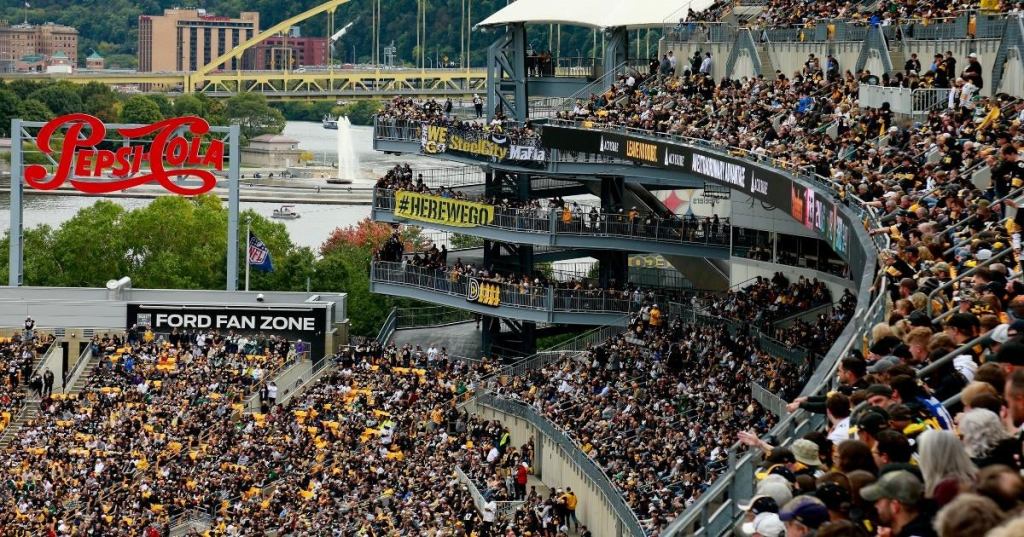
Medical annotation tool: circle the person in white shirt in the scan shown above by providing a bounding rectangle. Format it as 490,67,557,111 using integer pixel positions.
482,500,496,534
699,52,713,75
486,444,500,464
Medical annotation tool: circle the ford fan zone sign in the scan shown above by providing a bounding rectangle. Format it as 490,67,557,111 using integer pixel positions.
24,113,225,195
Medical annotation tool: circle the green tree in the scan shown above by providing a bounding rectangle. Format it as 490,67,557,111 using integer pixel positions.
449,233,484,249
77,82,120,122
28,82,84,117
146,93,175,118
0,89,20,137
172,95,206,117
49,201,130,287
16,99,53,122
120,95,163,124
224,93,285,141
339,99,383,126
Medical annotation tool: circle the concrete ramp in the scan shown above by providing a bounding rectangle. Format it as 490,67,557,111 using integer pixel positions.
392,321,482,359
664,255,730,291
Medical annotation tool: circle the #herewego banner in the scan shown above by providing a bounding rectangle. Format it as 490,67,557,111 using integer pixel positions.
22,113,225,195
394,190,495,227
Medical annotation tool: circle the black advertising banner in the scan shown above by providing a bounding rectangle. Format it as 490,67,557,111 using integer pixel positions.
126,304,328,360
539,125,865,275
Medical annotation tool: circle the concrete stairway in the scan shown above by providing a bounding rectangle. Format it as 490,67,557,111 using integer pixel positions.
0,405,38,450
67,355,102,394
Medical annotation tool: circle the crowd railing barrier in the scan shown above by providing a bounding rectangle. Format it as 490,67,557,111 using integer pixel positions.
454,465,525,519
857,85,951,117
374,188,733,248
474,391,647,536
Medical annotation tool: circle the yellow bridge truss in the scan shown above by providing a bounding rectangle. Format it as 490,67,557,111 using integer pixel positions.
6,0,487,100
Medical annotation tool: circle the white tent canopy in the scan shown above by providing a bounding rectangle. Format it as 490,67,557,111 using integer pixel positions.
477,0,717,30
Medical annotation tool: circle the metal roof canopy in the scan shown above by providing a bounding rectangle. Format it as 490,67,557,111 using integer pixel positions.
477,0,715,30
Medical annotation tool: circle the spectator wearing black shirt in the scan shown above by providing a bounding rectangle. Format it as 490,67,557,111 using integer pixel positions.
905,53,921,75
991,144,1024,198
962,52,984,90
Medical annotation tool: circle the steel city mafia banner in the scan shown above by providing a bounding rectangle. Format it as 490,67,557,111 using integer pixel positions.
421,124,546,162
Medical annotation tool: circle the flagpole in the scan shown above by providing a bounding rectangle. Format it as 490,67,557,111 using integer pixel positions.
245,221,251,292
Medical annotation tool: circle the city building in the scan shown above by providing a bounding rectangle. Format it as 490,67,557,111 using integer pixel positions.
240,134,304,168
137,8,259,72
252,35,329,69
46,50,72,73
85,50,104,70
0,20,78,73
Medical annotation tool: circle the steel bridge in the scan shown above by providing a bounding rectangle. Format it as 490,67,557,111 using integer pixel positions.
3,68,488,100
4,0,487,100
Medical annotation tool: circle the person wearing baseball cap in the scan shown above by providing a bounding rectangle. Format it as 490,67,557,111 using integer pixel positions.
740,495,780,535
989,341,1024,375
742,512,786,537
859,470,936,537
779,496,830,537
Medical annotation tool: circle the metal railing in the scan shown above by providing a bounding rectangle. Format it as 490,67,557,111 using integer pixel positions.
857,85,950,117
373,118,422,142
371,261,639,315
751,381,790,419
62,343,94,392
376,307,399,344
374,189,733,248
526,55,599,78
454,466,525,520
396,305,475,329
475,391,646,536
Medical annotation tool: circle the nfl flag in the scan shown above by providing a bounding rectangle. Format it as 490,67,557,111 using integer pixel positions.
248,231,273,272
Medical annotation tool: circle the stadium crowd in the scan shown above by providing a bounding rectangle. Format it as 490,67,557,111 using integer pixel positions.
0,329,55,426
0,329,295,535
488,302,812,533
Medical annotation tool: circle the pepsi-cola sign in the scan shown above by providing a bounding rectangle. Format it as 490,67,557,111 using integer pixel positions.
24,113,225,195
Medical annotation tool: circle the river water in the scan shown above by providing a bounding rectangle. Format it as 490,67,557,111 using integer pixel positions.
0,122,434,250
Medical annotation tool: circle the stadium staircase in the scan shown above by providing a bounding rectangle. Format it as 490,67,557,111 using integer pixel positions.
0,338,61,450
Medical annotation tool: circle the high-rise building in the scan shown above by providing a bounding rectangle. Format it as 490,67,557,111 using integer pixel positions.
138,9,259,73
0,20,79,73
252,36,329,70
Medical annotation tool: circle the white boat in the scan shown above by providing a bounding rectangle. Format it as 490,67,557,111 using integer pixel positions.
322,115,338,129
272,205,301,219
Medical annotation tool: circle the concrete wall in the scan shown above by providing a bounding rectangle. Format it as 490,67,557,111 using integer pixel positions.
903,39,1002,95
730,193,819,239
0,286,345,329
659,36,1015,100
471,401,627,537
730,257,854,300
769,41,863,79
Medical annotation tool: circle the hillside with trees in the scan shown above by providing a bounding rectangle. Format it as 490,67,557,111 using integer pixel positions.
2,0,607,69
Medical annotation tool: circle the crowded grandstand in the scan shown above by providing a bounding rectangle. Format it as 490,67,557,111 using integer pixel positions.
3,1,1024,537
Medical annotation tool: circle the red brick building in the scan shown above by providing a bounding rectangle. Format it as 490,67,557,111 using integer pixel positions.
253,36,329,69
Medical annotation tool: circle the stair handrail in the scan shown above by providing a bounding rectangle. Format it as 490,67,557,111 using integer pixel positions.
63,343,94,393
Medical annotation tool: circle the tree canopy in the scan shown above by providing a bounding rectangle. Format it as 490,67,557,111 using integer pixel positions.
0,197,418,336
